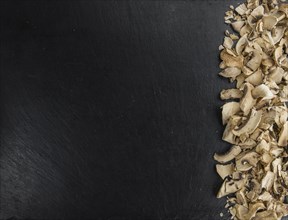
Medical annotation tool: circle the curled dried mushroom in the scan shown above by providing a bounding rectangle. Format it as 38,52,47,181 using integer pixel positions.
215,0,288,219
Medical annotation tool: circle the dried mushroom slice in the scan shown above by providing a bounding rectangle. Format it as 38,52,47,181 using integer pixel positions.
252,84,275,100
232,108,262,136
278,121,288,146
240,83,256,115
216,163,235,179
220,89,243,100
219,67,242,80
214,145,242,163
217,176,247,198
222,102,241,125
235,151,260,171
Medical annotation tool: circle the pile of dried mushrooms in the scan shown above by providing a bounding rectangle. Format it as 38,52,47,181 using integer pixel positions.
214,0,288,219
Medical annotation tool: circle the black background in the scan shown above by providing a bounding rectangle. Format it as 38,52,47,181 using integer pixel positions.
0,0,245,219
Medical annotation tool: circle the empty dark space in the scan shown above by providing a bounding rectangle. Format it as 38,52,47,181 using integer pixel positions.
0,1,243,219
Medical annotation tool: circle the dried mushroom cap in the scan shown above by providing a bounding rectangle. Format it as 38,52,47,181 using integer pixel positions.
214,145,242,163
215,1,288,219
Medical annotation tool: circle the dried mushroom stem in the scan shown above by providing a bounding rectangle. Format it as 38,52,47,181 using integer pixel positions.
215,0,288,219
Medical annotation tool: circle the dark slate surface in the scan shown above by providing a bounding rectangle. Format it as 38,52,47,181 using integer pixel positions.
0,0,261,219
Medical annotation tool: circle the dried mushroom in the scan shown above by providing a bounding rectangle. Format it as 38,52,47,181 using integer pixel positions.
214,145,242,163
215,0,288,219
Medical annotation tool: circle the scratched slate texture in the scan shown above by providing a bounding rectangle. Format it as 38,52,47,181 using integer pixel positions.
0,0,251,220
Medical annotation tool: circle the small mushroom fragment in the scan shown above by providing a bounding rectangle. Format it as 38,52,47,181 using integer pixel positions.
217,176,247,198
232,20,245,32
258,191,273,201
245,69,263,86
243,202,265,220
214,145,242,163
239,83,256,115
246,50,263,71
261,171,275,191
235,151,260,171
223,36,234,49
262,15,278,30
256,139,270,152
222,116,240,144
272,27,285,45
219,67,241,80
220,50,244,68
253,210,278,220
278,121,288,147
268,67,285,84
216,163,235,179
252,84,274,100
231,204,249,219
233,108,262,136
235,4,248,15
222,102,241,125
251,5,264,18
236,34,248,55
220,89,243,100
274,46,283,64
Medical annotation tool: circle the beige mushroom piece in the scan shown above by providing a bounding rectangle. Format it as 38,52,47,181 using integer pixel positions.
220,89,243,100
278,122,288,147
262,15,278,30
236,34,248,55
232,108,262,136
216,163,235,179
220,49,244,68
235,151,259,171
269,67,285,84
222,102,241,125
222,116,240,144
217,176,247,198
232,21,245,33
239,83,256,115
246,50,263,71
219,67,241,80
261,171,275,191
251,84,274,100
223,36,234,49
245,69,263,86
243,203,265,220
214,145,242,163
